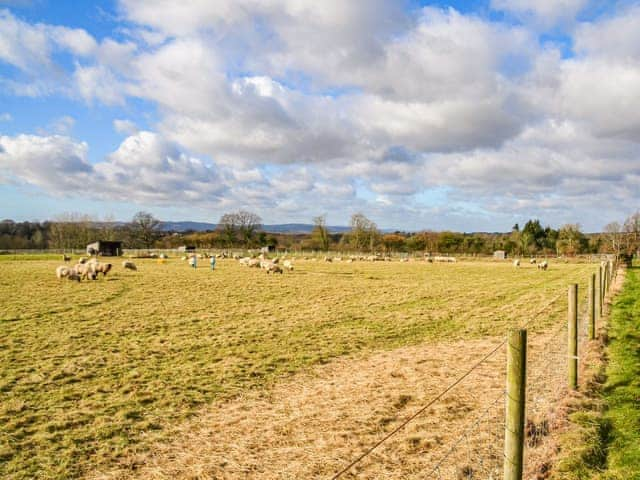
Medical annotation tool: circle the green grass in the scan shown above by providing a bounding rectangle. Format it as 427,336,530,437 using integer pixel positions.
600,266,640,479
555,265,640,480
0,257,594,479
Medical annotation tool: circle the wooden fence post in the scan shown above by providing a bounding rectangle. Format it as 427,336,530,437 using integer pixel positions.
568,284,578,390
504,329,527,480
597,266,603,320
588,274,596,340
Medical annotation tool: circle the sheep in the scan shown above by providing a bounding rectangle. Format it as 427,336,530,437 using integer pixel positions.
67,268,81,282
56,265,69,279
248,258,261,268
265,263,283,274
283,259,294,271
78,257,89,264
62,254,71,263
324,256,332,262
75,263,98,280
513,259,521,267
239,257,251,266
530,258,536,264
333,257,342,262
159,253,168,259
122,260,137,271
400,258,409,263
94,262,112,277
537,261,548,270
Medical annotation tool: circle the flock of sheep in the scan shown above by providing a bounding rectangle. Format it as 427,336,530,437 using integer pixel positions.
238,254,293,274
54,250,551,283
513,258,549,270
55,255,137,282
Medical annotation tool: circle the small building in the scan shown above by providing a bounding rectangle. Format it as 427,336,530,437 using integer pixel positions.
493,250,507,260
178,245,196,253
87,241,123,256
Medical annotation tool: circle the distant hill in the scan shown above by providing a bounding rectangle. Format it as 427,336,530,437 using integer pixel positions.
159,221,353,234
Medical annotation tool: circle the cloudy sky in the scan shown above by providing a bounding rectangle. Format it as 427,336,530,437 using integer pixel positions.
0,0,639,231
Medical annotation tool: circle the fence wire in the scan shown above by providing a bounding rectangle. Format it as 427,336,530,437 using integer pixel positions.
331,264,608,480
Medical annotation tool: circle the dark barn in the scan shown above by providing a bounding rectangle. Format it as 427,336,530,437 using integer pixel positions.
87,241,123,256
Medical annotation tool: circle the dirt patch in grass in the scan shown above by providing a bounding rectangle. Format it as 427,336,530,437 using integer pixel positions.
89,337,508,480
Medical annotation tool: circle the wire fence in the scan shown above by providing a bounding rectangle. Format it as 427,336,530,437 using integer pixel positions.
330,259,618,480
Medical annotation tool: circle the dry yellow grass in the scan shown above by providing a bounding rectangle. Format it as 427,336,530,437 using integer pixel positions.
0,256,595,479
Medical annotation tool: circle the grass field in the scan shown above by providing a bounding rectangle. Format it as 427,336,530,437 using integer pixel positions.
0,256,595,479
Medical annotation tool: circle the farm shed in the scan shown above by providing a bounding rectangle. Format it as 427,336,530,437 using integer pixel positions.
86,241,122,256
493,250,507,260
178,245,196,252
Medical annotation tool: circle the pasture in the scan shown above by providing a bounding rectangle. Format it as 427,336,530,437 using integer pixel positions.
0,256,594,479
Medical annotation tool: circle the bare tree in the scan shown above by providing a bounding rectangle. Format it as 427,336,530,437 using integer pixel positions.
349,213,380,252
48,212,93,249
131,211,161,248
217,210,262,247
604,221,623,255
311,214,330,251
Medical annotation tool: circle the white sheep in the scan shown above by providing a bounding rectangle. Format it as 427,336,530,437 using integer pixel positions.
283,259,294,271
56,265,69,279
265,263,283,274
122,260,137,271
513,259,521,267
537,261,548,270
94,262,112,277
62,254,71,263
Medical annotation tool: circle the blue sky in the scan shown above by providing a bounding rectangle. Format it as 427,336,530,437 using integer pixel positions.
1,0,639,231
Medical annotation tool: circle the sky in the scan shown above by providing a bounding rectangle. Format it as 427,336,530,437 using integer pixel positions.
0,0,639,232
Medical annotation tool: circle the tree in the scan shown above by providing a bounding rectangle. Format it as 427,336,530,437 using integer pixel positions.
349,213,379,252
556,224,588,256
381,233,406,253
131,211,161,248
217,210,262,247
624,211,640,254
604,222,623,255
311,215,330,251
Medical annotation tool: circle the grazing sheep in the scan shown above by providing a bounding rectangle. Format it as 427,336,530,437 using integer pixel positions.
537,261,548,270
530,258,536,264
324,256,332,262
62,254,71,263
94,263,112,277
56,265,70,279
400,258,409,263
75,263,97,280
78,257,89,264
239,257,251,266
513,259,521,267
283,259,294,271
248,258,261,268
265,263,283,274
122,260,137,271
159,253,168,259
67,269,81,282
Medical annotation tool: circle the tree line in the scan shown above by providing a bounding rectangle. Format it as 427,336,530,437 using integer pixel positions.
2,210,640,255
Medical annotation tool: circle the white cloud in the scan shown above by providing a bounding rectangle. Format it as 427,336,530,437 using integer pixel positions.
2,2,640,229
0,134,92,190
113,119,138,135
491,0,589,26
